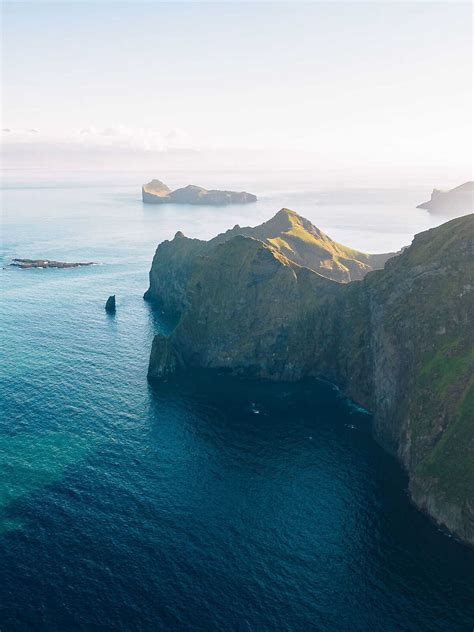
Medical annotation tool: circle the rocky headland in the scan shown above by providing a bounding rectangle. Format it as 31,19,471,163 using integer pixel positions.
144,208,396,314
145,209,474,546
417,181,473,216
10,259,95,269
142,179,257,205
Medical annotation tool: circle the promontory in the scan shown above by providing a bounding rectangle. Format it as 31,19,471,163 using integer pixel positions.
142,179,257,205
144,208,474,546
417,181,473,216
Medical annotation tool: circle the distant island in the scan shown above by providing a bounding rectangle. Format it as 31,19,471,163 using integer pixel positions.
142,179,257,205
10,259,95,269
417,181,473,216
145,209,474,546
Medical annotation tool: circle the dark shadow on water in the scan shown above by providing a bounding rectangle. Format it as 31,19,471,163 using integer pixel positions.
143,295,179,335
147,369,474,561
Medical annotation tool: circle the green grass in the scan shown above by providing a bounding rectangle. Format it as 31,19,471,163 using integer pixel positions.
406,214,474,266
418,342,474,397
417,381,474,503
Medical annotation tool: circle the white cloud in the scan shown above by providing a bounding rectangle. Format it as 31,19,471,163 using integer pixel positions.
1,125,196,153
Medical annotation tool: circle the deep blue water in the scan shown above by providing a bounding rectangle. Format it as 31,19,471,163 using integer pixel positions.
1,173,473,631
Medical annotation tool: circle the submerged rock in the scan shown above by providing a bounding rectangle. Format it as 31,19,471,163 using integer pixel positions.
105,295,116,314
142,179,257,205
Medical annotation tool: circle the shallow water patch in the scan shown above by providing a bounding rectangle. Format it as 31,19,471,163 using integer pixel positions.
0,431,93,531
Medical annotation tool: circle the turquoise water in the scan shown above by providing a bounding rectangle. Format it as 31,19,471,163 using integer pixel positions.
1,173,473,630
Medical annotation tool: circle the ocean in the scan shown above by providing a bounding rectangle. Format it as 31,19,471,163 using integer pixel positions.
1,171,473,631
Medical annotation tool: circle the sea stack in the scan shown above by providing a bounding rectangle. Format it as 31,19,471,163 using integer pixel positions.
105,295,116,314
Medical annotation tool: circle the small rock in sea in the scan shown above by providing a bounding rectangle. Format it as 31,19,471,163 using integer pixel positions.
10,258,95,269
105,295,116,314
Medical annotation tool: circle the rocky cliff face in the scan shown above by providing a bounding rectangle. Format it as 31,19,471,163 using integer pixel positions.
144,231,208,315
417,181,473,216
357,218,474,544
148,236,341,380
142,179,257,205
147,211,474,545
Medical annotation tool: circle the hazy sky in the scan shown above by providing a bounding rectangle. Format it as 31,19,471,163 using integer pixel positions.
1,1,472,181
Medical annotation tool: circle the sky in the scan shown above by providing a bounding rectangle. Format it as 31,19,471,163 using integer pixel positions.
1,1,472,183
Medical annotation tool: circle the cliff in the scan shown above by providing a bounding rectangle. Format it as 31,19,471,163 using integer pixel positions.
142,179,257,205
144,208,396,313
417,181,473,216
146,211,474,545
354,216,474,545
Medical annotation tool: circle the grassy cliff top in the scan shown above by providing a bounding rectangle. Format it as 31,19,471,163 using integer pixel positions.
208,208,395,283
404,213,473,266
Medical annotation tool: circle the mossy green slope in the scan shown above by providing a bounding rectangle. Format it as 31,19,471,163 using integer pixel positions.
212,208,395,282
144,209,395,314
